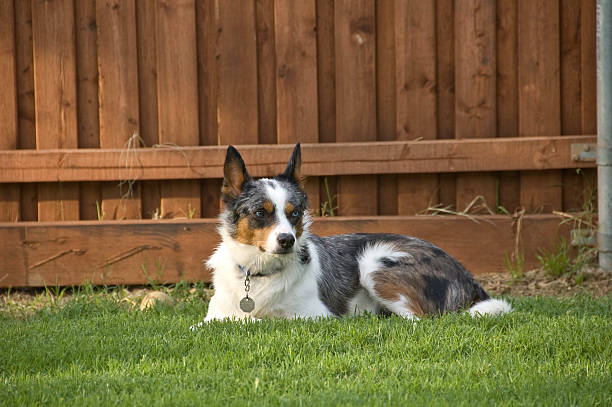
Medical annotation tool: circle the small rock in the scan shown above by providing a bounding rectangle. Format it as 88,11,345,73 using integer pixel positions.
140,291,174,310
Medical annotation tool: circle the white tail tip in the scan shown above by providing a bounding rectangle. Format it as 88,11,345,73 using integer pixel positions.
469,298,512,317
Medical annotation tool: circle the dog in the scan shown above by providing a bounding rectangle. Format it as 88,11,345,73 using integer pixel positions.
196,143,511,323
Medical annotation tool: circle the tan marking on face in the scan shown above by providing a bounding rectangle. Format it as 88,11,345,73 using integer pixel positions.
373,271,425,316
233,217,277,251
285,202,303,238
284,202,295,216
263,201,274,213
295,219,303,238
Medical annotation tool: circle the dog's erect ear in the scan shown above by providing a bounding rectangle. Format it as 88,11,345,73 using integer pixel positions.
282,143,304,188
222,145,251,201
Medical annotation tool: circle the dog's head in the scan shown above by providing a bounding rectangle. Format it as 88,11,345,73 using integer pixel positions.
219,143,309,256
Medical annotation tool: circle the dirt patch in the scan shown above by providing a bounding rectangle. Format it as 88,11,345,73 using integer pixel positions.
477,267,612,298
2,269,610,317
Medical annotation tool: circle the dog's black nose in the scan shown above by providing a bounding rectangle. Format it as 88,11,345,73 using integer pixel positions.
277,233,295,250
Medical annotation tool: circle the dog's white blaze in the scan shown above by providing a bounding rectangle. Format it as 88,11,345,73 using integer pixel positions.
263,179,295,252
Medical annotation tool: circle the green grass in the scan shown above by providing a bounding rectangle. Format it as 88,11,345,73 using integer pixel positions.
1,291,611,406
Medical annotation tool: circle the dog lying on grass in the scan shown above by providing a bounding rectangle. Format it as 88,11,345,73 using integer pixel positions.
193,144,511,325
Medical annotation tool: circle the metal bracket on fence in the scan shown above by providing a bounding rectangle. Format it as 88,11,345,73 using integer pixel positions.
570,229,597,247
571,143,597,162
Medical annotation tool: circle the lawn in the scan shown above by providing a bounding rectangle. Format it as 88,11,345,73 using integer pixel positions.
1,287,611,406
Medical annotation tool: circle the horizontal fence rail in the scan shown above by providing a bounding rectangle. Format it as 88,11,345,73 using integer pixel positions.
0,215,570,288
0,136,597,183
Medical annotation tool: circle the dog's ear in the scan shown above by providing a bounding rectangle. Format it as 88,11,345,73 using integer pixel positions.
222,145,251,201
282,143,304,188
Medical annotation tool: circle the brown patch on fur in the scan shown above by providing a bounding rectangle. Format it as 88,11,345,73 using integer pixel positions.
233,217,277,250
285,202,304,238
373,271,426,316
263,201,274,213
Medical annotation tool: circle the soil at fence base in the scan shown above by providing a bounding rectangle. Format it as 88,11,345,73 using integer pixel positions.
476,267,612,298
1,267,610,315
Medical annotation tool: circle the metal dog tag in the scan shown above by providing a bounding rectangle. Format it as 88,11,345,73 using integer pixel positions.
240,296,255,313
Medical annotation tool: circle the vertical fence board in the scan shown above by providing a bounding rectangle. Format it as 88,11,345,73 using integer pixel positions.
436,0,456,210
156,0,201,219
316,0,337,216
496,0,520,213
217,0,258,145
136,0,160,219
580,0,597,205
0,0,19,221
15,0,36,151
15,0,37,221
196,0,221,218
32,0,80,221
395,0,438,215
196,0,217,147
561,0,585,211
518,0,562,213
256,0,277,145
581,0,596,135
376,0,397,216
76,0,100,149
275,0,319,209
455,0,497,213
97,0,142,220
335,0,377,216
75,0,101,220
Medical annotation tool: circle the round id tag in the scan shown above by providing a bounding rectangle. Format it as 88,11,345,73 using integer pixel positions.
240,296,255,313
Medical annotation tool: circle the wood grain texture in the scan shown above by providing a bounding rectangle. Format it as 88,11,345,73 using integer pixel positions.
455,0,497,213
396,0,438,215
335,0,377,215
496,0,519,212
581,0,596,134
15,0,36,150
0,0,18,147
156,0,200,219
196,0,220,218
0,0,20,221
217,0,258,145
256,0,277,145
436,0,456,210
315,0,337,215
75,0,99,149
0,214,572,287
97,0,141,220
0,136,597,183
31,0,79,221
560,0,585,212
0,228,27,286
376,0,397,216
75,0,101,220
274,0,319,210
136,0,160,218
14,1,38,220
518,0,562,213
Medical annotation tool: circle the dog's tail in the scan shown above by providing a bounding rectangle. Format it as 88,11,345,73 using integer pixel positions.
469,298,512,317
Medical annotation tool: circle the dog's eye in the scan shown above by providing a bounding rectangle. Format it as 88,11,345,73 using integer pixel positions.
255,209,265,218
291,209,300,217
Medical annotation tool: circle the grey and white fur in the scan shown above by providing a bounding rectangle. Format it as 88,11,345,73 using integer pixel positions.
195,144,511,324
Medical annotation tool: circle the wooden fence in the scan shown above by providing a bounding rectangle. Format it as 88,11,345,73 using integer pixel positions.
0,0,599,287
